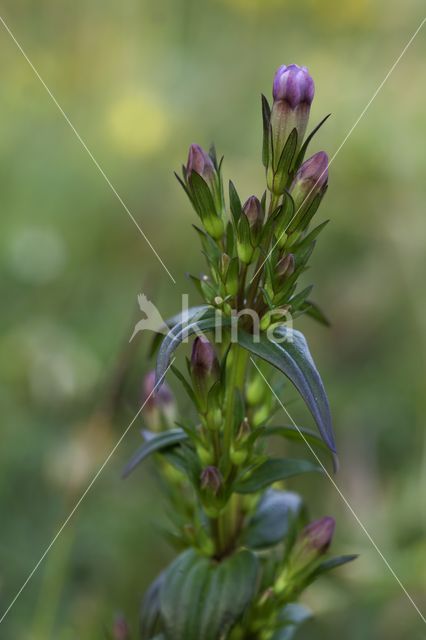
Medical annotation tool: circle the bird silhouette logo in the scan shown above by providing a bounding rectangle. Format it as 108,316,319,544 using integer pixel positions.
129,294,168,342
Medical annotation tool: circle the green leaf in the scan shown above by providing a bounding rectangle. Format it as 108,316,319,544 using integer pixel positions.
255,424,330,453
160,549,258,640
292,220,329,254
261,94,271,167
295,113,331,168
122,429,187,478
140,572,165,639
237,328,336,452
271,603,312,640
155,309,231,383
304,300,331,327
305,554,358,585
235,458,321,494
149,305,210,357
242,489,303,549
229,180,242,223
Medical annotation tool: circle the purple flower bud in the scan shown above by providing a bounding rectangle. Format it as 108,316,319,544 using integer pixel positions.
186,144,216,183
190,336,219,409
143,370,174,411
273,64,315,108
277,253,295,279
200,465,222,495
113,615,130,640
301,516,335,553
268,65,315,194
242,196,264,230
291,151,328,208
142,370,175,430
191,336,219,381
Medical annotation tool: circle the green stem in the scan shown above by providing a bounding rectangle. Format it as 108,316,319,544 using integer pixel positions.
223,343,248,464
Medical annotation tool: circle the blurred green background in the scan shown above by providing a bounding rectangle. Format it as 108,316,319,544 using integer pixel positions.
0,0,425,638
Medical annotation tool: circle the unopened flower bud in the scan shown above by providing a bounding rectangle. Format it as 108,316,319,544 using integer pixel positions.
237,417,251,442
200,465,222,495
191,336,219,379
268,65,314,194
302,516,335,552
277,253,295,280
271,65,314,152
186,143,216,186
290,151,328,211
185,144,224,240
191,336,219,409
143,370,175,430
291,516,335,571
243,196,264,234
113,615,130,640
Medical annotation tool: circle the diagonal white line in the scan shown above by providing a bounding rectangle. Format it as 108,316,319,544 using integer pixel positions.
250,357,426,626
0,14,176,284
250,16,426,284
0,359,175,625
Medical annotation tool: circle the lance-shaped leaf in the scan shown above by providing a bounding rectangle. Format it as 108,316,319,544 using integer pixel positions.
254,424,329,451
271,603,312,640
235,458,321,494
122,429,187,478
160,548,258,640
149,305,210,357
237,328,336,452
140,572,165,639
303,554,358,588
156,309,231,384
242,489,303,549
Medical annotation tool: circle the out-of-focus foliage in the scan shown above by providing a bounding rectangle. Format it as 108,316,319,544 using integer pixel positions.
0,0,425,638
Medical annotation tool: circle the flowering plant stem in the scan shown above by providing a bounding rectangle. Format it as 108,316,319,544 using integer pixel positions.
120,64,357,640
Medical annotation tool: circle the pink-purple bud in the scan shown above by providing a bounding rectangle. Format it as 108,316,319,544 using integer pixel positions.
113,615,130,640
200,465,222,495
186,144,215,183
290,151,328,208
142,370,175,430
273,65,315,108
190,336,219,410
287,516,335,577
277,253,295,279
191,336,219,381
301,516,335,553
268,65,315,194
242,196,264,230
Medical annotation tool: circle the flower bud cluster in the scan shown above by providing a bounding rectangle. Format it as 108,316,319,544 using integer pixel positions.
181,144,225,240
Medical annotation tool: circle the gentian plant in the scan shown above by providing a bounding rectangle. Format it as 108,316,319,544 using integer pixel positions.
120,64,356,640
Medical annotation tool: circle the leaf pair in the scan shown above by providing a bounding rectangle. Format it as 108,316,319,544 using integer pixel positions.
155,308,336,455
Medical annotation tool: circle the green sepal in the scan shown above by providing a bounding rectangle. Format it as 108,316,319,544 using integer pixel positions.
295,113,331,168
237,213,254,264
261,94,271,167
229,180,242,223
